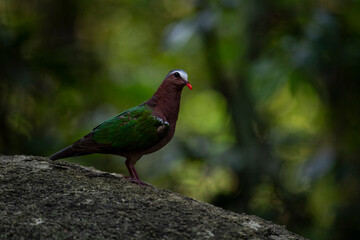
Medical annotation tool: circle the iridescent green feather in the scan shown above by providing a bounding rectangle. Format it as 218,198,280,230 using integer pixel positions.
91,104,169,151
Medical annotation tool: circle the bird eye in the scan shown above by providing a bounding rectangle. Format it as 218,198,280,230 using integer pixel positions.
174,72,180,78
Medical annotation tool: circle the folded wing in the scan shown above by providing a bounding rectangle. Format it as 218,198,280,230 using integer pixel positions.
72,104,169,154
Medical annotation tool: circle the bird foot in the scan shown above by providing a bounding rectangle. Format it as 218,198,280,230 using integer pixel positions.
124,176,149,186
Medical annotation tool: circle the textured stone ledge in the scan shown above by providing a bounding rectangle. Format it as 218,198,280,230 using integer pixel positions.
0,155,305,239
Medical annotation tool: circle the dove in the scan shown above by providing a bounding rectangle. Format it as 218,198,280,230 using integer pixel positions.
50,69,192,185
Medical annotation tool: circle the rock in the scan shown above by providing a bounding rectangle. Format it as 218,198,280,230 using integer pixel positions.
0,155,305,239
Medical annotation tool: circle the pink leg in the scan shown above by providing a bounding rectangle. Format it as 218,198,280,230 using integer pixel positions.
125,159,148,186
125,159,135,178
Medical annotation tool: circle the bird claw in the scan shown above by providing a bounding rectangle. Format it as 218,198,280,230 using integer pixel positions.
124,176,149,186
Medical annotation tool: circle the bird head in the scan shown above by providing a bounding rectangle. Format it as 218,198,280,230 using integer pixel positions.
165,69,192,90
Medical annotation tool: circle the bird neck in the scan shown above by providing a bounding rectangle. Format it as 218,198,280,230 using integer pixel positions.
146,81,183,123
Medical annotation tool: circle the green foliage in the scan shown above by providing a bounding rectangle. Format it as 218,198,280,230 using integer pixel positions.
1,0,360,239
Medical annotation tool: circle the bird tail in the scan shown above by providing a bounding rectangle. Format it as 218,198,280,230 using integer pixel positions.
49,145,89,160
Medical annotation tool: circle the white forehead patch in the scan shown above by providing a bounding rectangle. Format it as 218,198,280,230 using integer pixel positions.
167,69,188,81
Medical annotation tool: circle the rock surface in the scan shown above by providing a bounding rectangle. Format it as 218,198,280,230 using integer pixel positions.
0,155,305,239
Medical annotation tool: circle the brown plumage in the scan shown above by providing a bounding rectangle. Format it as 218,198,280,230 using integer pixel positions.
50,69,192,185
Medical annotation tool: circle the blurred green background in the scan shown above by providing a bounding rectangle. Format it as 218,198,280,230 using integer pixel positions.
1,0,360,239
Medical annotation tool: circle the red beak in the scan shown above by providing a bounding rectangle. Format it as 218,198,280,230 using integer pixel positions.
186,83,193,90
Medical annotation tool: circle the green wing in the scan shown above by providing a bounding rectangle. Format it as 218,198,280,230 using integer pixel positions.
91,104,169,152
